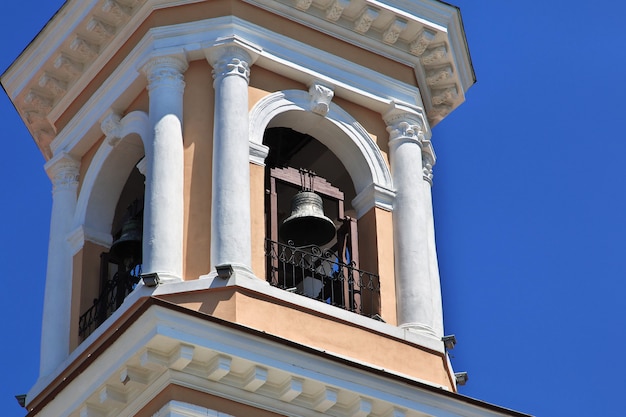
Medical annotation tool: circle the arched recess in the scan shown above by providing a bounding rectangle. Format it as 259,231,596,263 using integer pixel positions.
249,90,396,321
249,90,394,215
70,111,149,347
75,111,150,240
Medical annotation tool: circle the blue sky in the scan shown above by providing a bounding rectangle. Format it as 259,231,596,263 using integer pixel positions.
1,1,625,416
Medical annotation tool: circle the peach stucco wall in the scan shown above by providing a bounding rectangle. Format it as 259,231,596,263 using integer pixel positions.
158,288,453,390
358,207,396,325
71,241,108,349
182,60,215,279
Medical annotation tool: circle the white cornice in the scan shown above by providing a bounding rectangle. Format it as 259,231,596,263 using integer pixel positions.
50,15,424,158
2,0,473,160
28,302,524,417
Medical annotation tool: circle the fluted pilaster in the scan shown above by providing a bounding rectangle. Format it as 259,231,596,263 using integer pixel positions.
40,153,80,377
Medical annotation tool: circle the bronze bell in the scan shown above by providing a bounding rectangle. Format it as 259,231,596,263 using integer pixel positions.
280,191,336,247
109,217,142,267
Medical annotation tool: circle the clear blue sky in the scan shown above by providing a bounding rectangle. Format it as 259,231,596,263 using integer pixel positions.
1,1,625,416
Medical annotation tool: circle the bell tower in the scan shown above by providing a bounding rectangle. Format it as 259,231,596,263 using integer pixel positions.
2,1,529,416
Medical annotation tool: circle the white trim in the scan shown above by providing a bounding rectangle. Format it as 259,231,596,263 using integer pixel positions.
352,183,396,217
73,111,149,241
49,16,422,158
154,401,233,417
30,303,518,417
249,89,394,203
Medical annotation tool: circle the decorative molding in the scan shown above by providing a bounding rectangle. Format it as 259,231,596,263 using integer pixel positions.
143,55,188,92
383,18,408,45
67,225,113,255
279,377,303,402
209,46,253,84
350,397,373,417
249,89,394,196
325,0,350,22
100,113,122,145
352,183,395,218
422,157,434,185
45,152,80,192
24,91,52,113
308,82,334,116
431,86,458,106
354,7,379,34
102,0,132,25
39,74,67,97
383,102,427,145
86,18,116,43
426,66,454,87
3,0,472,160
70,37,100,62
53,54,84,78
154,401,234,417
421,45,448,65
46,16,420,159
294,0,313,11
249,141,270,166
409,29,436,56
420,137,436,185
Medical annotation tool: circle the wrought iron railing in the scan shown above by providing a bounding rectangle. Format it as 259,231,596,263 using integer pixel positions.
78,265,141,339
265,239,380,317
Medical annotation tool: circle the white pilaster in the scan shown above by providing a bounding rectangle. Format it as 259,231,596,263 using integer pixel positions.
421,140,444,338
206,44,256,273
40,153,80,377
384,103,442,339
142,55,188,282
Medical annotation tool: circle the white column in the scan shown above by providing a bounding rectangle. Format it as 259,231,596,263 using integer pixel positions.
384,103,442,339
142,56,188,282
40,153,79,377
206,45,255,272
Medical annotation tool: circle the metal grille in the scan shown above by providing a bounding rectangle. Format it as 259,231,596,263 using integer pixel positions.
78,265,141,339
265,239,380,317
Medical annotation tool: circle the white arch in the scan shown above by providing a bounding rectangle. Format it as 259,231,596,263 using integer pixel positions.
73,111,150,247
249,90,395,216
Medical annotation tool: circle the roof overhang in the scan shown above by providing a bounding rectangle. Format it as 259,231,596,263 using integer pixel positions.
1,0,474,159
25,297,529,417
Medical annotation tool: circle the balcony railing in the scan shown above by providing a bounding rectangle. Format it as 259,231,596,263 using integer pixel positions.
78,265,141,339
265,239,380,317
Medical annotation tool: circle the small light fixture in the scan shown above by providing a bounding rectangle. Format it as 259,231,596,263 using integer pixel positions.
141,272,160,287
370,313,386,323
216,264,234,279
442,334,457,350
15,394,26,408
455,372,468,386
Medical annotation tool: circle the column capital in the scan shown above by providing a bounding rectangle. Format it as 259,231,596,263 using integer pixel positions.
207,43,256,84
421,138,436,185
382,102,428,145
142,55,188,92
45,152,80,192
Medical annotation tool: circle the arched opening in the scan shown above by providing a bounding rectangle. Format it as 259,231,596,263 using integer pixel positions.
78,165,145,340
74,112,150,343
262,126,380,317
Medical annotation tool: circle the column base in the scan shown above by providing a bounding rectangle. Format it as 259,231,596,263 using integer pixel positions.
399,322,440,340
200,263,267,287
140,271,183,286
